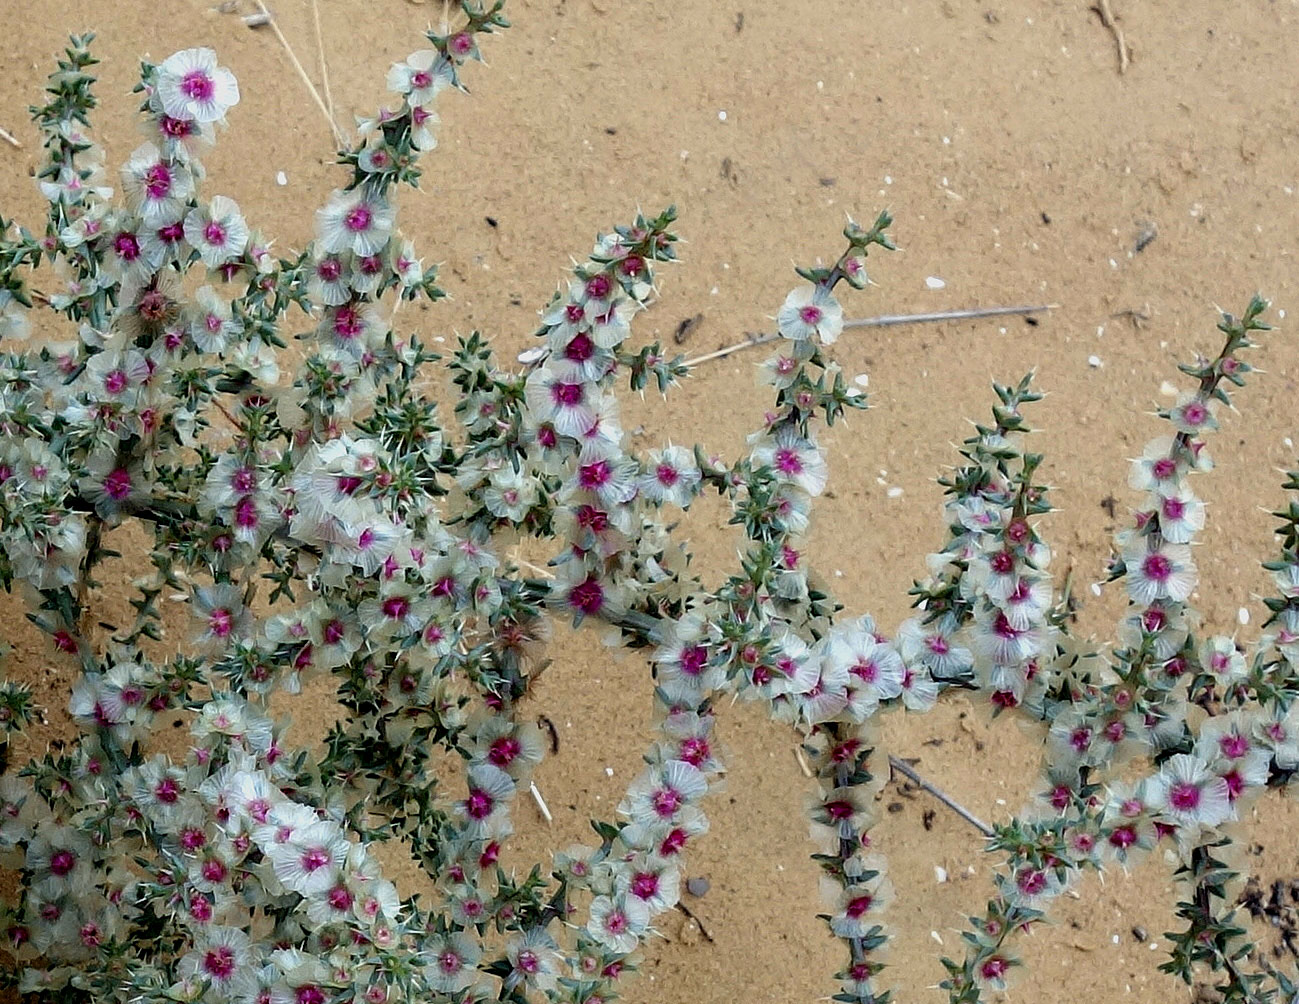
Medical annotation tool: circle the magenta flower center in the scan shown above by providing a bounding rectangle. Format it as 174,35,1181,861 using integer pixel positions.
568,577,604,615
773,447,803,476
203,220,227,247
1142,553,1173,583
651,786,683,817
344,204,373,232
1168,781,1201,812
181,70,216,101
49,849,76,877
103,468,134,501
203,945,236,979
799,304,823,325
466,789,494,820
300,846,332,872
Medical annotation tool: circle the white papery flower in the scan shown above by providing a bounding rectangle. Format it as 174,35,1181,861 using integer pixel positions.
587,894,650,954
184,196,249,267
315,189,394,256
777,283,844,343
156,47,240,123
1123,539,1197,606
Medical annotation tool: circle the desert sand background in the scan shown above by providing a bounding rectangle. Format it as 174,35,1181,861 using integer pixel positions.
2,0,1299,1001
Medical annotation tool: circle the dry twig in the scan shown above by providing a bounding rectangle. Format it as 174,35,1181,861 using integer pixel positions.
0,125,21,149
888,754,994,838
1092,0,1131,74
253,1,347,147
310,0,338,129
682,303,1058,367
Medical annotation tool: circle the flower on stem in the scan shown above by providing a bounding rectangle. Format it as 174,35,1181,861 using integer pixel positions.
387,49,454,104
1147,753,1232,832
156,48,240,124
777,283,844,344
184,196,249,268
587,893,650,954
1122,539,1197,606
750,426,829,497
825,873,893,939
315,189,395,257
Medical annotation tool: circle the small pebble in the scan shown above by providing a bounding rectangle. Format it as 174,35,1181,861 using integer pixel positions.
886,486,904,498
925,275,947,290
853,373,870,388
934,865,948,883
1090,582,1102,597
275,170,288,186
604,767,614,777
686,876,711,897
1088,354,1102,368
717,110,727,121
1238,607,1250,626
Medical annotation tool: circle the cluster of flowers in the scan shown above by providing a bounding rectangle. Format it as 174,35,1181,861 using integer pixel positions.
0,6,1295,1004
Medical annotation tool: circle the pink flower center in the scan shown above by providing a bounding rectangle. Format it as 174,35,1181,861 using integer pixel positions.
155,776,180,803
144,163,172,200
181,70,215,101
466,789,494,820
651,786,683,817
1142,552,1173,583
203,945,236,979
300,846,332,872
381,596,409,620
488,736,522,767
203,221,227,247
630,872,659,899
1220,733,1249,759
845,894,873,919
103,468,134,501
328,885,353,911
104,369,128,395
201,858,227,882
798,304,823,325
552,381,584,408
1168,781,1201,812
585,274,611,299
209,608,233,638
679,736,710,766
568,577,605,615
604,909,628,935
344,204,373,232
980,956,1010,981
1161,496,1186,520
579,460,611,490
773,447,803,476
114,232,141,260
49,849,76,877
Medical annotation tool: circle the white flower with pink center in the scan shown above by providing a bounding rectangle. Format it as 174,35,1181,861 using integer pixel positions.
750,426,829,497
622,759,707,830
315,189,395,257
1147,753,1232,830
266,820,350,896
121,143,193,224
1122,539,1197,606
156,48,240,124
640,444,701,508
587,893,650,953
824,621,904,720
177,925,253,994
386,49,454,105
1151,485,1205,543
456,764,516,839
184,195,249,268
777,283,844,343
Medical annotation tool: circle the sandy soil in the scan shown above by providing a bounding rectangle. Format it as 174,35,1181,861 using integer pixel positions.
2,0,1299,1001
